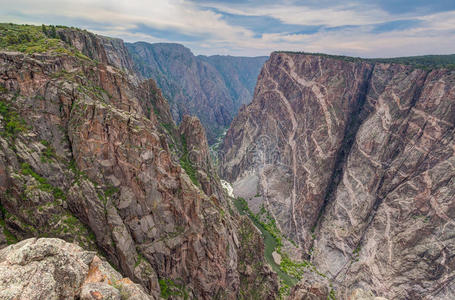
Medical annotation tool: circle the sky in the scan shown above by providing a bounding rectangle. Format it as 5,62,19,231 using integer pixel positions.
1,0,455,57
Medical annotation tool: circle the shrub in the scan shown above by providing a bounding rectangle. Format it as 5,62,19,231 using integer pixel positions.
179,134,199,187
0,100,28,139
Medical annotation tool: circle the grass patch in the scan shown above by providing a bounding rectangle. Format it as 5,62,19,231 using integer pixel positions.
0,23,90,59
104,185,119,198
1,222,18,245
68,159,84,180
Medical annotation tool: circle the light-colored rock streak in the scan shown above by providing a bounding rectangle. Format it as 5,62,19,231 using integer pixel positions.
270,54,333,238
384,206,393,266
220,180,234,198
284,55,333,139
266,61,299,235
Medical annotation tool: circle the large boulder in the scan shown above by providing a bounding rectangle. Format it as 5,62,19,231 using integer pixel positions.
0,238,156,300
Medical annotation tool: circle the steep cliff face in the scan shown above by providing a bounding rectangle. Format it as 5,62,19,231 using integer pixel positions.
179,115,220,197
126,42,267,143
56,27,138,82
222,52,455,299
0,24,278,299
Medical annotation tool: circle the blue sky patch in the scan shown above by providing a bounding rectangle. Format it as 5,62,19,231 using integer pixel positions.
1,0,455,57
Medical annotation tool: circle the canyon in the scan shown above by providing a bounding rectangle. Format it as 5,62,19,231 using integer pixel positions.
221,51,455,299
1,22,455,300
126,42,267,144
0,24,277,299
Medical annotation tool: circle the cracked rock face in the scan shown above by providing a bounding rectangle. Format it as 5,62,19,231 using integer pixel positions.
0,238,156,300
221,52,455,299
0,25,278,300
179,115,222,197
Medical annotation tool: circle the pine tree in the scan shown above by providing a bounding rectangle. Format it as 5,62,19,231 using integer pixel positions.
49,25,56,38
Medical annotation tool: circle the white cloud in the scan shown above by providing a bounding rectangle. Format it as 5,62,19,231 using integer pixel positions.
202,2,395,27
0,0,454,57
2,0,254,41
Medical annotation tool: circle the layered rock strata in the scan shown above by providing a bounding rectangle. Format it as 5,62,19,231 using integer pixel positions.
222,52,455,299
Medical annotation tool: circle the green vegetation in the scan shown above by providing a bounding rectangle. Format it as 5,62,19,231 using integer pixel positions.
353,246,361,255
153,107,160,117
0,23,61,54
0,99,28,139
104,185,119,198
160,122,174,133
158,278,189,300
63,215,80,230
179,134,200,187
234,198,297,297
0,202,18,244
0,23,89,59
412,214,430,223
234,197,330,298
209,127,227,166
0,221,18,244
369,55,455,70
135,253,145,267
68,159,84,180
21,162,65,200
40,140,57,163
275,51,455,70
77,84,111,102
1,160,96,250
0,203,18,245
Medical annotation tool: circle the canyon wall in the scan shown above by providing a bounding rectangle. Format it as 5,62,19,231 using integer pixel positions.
126,42,267,143
0,24,278,299
222,52,455,299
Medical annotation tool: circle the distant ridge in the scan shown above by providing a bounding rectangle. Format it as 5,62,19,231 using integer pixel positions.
275,51,455,69
127,41,268,143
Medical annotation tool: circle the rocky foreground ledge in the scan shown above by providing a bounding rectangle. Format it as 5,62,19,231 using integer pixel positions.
0,238,157,300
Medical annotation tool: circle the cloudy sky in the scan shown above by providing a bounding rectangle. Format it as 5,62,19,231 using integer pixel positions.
2,0,455,57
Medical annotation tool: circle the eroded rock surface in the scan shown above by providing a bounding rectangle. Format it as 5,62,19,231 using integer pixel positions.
0,25,278,299
179,115,222,197
222,52,455,299
0,238,156,300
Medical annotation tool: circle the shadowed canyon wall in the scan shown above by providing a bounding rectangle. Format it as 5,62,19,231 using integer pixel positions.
222,52,455,299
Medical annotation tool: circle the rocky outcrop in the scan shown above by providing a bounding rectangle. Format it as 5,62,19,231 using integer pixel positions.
178,115,220,197
56,27,138,81
222,52,455,299
236,216,279,299
0,238,156,299
127,42,267,143
288,273,332,300
0,24,279,299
